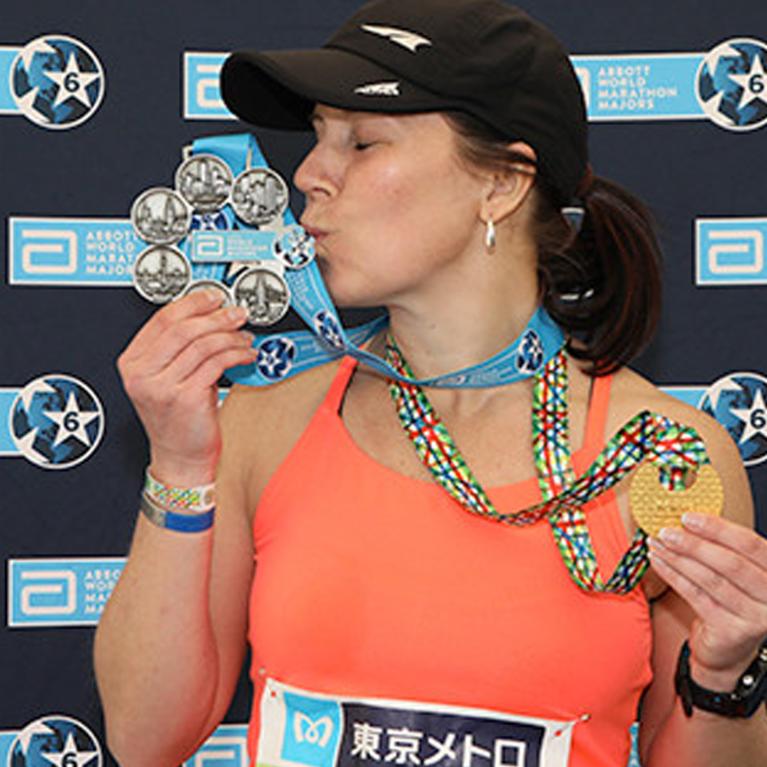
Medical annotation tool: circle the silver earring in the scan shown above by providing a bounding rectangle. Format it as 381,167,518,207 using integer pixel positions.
485,218,496,253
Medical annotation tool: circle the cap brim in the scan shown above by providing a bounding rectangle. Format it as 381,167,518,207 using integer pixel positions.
220,47,449,129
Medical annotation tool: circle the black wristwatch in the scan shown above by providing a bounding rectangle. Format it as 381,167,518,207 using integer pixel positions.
674,640,767,718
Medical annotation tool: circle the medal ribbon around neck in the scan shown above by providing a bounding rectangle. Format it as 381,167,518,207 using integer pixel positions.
386,334,710,594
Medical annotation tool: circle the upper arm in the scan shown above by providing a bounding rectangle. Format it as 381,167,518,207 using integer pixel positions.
200,365,339,729
637,404,755,761
202,387,259,729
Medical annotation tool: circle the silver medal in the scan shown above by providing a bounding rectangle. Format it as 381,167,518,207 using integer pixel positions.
181,279,234,307
273,224,316,270
230,168,289,226
133,244,192,304
130,187,192,245
233,265,291,326
175,154,233,213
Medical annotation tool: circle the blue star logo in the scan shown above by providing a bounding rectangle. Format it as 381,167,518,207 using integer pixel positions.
10,374,105,469
700,372,767,466
11,35,105,130
274,226,316,269
697,38,767,131
256,337,296,380
516,330,544,373
9,715,102,767
313,311,345,351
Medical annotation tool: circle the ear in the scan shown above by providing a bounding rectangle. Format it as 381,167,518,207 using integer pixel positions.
479,141,537,226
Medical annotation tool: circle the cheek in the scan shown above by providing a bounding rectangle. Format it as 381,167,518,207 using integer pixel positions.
363,157,477,236
363,161,415,218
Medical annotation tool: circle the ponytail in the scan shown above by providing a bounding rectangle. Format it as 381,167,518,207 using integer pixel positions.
539,175,663,375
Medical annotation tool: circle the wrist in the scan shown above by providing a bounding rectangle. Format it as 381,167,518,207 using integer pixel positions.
149,456,217,487
689,641,765,691
676,640,767,718
688,657,744,692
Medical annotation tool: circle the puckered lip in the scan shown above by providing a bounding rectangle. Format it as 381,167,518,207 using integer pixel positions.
300,222,328,239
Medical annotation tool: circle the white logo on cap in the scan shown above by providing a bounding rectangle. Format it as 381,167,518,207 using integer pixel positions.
354,81,401,96
360,24,432,52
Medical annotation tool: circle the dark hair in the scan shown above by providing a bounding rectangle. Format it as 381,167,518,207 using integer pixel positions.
444,111,662,376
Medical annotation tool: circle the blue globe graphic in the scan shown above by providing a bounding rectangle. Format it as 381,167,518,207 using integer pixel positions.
11,35,105,129
314,311,345,350
257,337,297,380
11,374,105,469
697,38,767,131
10,716,101,767
516,330,544,373
275,226,315,268
700,372,767,466
190,211,230,231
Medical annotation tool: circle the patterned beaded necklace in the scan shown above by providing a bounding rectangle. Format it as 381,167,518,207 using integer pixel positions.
385,335,710,594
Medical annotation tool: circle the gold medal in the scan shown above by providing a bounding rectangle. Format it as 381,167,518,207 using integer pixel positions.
629,462,724,537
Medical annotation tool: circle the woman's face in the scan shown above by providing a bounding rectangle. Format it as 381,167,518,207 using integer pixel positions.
295,105,489,308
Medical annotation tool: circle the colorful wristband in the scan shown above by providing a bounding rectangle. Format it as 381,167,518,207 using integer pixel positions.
140,493,215,533
144,469,215,512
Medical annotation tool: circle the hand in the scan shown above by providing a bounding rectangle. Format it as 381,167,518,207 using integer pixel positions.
648,514,767,687
117,291,258,483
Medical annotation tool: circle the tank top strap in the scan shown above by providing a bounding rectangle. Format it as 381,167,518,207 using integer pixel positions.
580,372,613,463
321,356,358,415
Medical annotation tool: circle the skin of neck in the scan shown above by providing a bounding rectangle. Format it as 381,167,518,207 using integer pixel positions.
383,216,541,384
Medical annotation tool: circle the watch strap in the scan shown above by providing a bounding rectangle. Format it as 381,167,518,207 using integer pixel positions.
675,639,767,718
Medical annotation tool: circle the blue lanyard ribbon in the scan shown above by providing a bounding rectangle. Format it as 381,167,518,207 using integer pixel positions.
189,134,566,388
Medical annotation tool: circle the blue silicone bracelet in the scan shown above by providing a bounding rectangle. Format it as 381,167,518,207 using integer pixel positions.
140,493,215,533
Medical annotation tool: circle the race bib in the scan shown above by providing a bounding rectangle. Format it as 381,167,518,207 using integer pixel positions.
256,678,580,767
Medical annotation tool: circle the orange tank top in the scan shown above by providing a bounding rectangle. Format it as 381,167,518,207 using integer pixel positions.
248,357,653,767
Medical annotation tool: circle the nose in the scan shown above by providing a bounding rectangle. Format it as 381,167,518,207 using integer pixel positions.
293,140,339,201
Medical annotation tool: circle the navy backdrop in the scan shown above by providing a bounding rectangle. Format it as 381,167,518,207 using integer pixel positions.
2,2,766,766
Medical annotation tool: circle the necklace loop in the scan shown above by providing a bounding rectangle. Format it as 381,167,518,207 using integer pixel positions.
385,329,710,595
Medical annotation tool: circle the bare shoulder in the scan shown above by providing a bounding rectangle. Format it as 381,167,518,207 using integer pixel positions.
608,366,754,527
218,360,343,512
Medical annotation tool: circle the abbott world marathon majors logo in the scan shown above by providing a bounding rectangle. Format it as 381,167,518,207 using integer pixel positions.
3,716,102,767
572,36,767,131
184,40,767,131
2,34,105,129
1,374,105,469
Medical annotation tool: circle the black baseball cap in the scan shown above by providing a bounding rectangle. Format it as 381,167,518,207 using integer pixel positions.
220,0,588,203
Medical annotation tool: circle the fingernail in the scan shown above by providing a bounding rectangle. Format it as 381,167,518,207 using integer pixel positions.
659,527,682,545
240,331,255,344
648,548,667,566
228,306,248,321
205,289,223,304
681,513,704,529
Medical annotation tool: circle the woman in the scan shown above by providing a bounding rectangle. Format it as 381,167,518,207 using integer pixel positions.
94,1,767,766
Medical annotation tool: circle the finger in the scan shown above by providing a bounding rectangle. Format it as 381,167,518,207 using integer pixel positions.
123,290,228,360
648,538,767,627
160,330,256,384
179,346,260,391
681,512,767,571
657,524,767,605
130,304,249,375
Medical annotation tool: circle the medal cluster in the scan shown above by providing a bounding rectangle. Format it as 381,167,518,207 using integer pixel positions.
129,148,315,326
